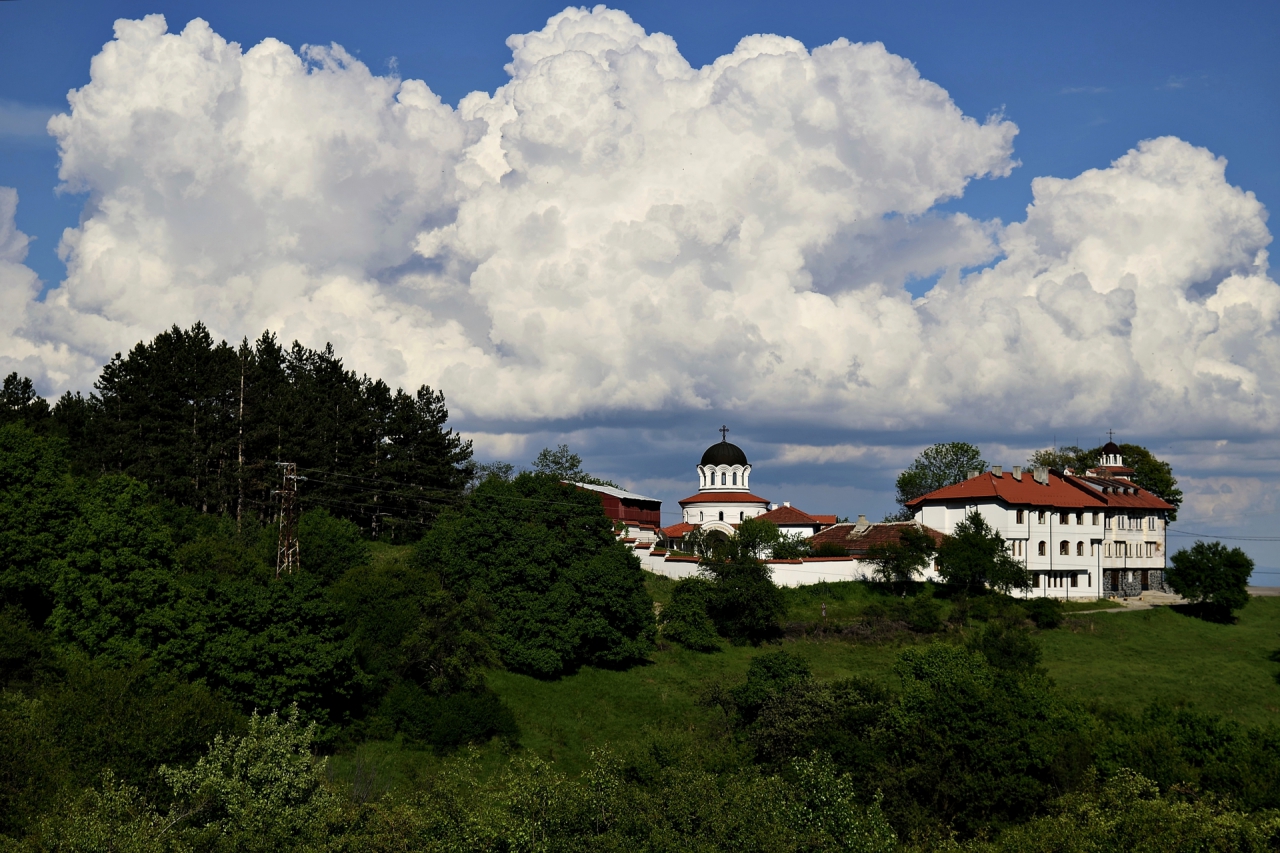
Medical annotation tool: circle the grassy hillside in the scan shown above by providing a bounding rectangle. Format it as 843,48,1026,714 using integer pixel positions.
335,568,1280,789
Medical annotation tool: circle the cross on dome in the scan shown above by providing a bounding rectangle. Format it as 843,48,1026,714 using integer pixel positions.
719,424,729,441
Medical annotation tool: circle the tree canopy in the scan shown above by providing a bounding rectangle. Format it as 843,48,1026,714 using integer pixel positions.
1167,540,1253,621
892,442,986,518
935,510,1030,594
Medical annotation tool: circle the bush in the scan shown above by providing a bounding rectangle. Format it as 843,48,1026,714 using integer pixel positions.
659,578,721,651
298,508,369,583
1022,596,1064,629
1167,540,1253,621
907,587,943,633
730,650,813,724
378,681,519,752
417,473,655,677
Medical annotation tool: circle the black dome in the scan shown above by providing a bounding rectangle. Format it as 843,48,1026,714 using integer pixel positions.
701,440,749,467
1101,441,1122,455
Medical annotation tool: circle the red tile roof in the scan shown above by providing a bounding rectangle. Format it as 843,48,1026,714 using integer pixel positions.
808,522,945,555
757,505,822,525
905,469,1173,512
812,515,839,525
678,491,771,505
661,522,697,538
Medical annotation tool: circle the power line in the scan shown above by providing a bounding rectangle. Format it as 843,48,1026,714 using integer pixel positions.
1167,527,1280,542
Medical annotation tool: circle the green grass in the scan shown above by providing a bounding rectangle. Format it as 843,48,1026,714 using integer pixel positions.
1040,597,1280,726
1059,598,1125,613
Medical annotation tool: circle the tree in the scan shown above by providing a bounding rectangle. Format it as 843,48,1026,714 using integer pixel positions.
699,519,787,645
892,442,986,518
658,578,721,652
1027,444,1093,474
1167,540,1252,621
935,510,1030,594
416,473,654,677
532,443,618,487
864,525,937,588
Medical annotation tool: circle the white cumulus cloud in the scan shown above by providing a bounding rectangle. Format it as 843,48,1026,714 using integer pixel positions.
0,5,1275,457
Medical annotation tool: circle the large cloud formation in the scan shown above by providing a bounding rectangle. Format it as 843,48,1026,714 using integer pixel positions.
4,7,1277,447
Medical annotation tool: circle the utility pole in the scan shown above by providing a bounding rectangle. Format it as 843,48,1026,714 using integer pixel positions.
274,462,305,577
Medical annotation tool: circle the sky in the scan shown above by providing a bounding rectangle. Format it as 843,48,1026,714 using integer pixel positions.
1,0,1279,576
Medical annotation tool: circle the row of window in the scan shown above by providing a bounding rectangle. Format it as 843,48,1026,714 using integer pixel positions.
1012,509,1158,529
703,471,740,486
1029,569,1155,590
696,510,747,522
1013,540,1159,558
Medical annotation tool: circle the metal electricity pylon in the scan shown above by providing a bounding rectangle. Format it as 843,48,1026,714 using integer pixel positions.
274,462,306,577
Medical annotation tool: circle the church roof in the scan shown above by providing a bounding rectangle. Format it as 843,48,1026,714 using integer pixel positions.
678,491,770,505
661,522,697,538
700,440,749,467
1101,440,1122,455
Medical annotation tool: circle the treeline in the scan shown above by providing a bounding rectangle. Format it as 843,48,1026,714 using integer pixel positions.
1,324,474,540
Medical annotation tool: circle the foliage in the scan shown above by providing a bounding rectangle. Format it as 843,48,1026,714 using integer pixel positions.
160,708,339,853
0,372,51,428
905,586,944,633
893,442,987,513
377,682,519,752
864,525,936,587
771,534,812,560
1021,596,1064,629
965,622,1044,672
658,577,721,651
417,472,654,677
1026,444,1094,474
1167,540,1253,620
729,650,814,724
969,769,1280,853
16,326,473,539
700,532,787,646
298,509,370,584
531,443,617,487
936,511,1030,594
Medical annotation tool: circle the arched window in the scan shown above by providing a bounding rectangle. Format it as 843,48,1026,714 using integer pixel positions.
1038,541,1046,556
732,471,737,485
699,511,704,522
718,511,724,521
1059,540,1069,556
1076,541,1084,556
721,472,726,485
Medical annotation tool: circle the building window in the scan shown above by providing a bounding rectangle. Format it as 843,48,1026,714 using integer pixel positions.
1105,542,1111,557
1092,513,1100,526
699,512,704,521
718,472,724,485
1090,541,1096,556
1038,541,1046,556
739,511,744,521
1060,512,1070,525
732,471,737,485
1059,540,1070,556
1146,542,1155,558
1070,573,1079,588
1016,509,1024,523
1076,541,1084,556
1148,515,1156,530
718,511,724,521
1075,512,1083,525
1038,511,1047,524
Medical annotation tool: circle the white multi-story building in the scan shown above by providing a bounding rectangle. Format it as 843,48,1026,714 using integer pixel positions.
906,442,1174,599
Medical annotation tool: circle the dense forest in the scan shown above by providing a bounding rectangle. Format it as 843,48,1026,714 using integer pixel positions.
1,325,1279,852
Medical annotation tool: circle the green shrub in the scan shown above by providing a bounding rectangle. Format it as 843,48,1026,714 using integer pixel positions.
659,578,721,651
378,681,518,752
1022,597,1064,629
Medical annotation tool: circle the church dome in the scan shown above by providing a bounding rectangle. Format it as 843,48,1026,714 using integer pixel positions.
1101,440,1122,455
701,440,749,467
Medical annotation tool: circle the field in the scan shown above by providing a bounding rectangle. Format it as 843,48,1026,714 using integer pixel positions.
334,569,1280,788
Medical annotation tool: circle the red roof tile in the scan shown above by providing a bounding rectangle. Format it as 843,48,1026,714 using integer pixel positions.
661,522,697,538
757,505,822,525
812,515,839,525
905,469,1173,512
809,522,946,555
678,491,771,505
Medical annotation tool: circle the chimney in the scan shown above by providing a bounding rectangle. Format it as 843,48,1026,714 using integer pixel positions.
769,503,777,510
992,466,1003,477
854,514,870,533
968,470,979,479
1033,466,1049,485
1012,465,1022,481
783,501,791,508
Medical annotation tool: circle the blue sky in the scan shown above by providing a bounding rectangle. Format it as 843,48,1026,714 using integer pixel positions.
1,0,1279,575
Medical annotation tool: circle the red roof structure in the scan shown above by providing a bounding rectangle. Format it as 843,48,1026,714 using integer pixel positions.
661,522,697,538
904,469,1172,511
810,521,945,556
756,504,823,525
678,491,771,505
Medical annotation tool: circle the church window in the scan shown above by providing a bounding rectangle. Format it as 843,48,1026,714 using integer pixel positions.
1076,541,1084,556
732,471,737,485
1016,509,1024,523
718,511,724,521
1059,540,1069,556
1038,541,1046,556
721,472,726,485
739,511,744,521
699,512,704,521
1070,573,1079,588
